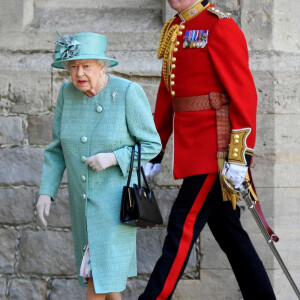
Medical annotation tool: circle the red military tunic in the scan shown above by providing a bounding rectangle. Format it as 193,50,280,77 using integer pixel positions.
154,1,257,179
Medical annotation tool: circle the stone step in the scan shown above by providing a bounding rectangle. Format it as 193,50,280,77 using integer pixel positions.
32,7,162,32
0,0,163,52
0,30,161,51
35,0,161,9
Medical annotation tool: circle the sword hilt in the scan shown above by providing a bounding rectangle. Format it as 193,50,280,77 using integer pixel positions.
221,162,251,194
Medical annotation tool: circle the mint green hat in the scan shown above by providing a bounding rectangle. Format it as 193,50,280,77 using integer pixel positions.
52,32,118,69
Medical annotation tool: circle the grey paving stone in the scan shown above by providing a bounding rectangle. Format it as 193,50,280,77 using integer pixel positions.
0,278,6,300
0,228,16,273
10,279,47,300
50,279,86,300
28,115,54,145
0,147,44,186
0,116,24,145
0,188,34,224
19,230,76,275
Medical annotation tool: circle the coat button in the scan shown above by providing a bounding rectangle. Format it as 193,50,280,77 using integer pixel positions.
81,136,88,143
81,175,86,182
81,156,86,163
82,194,87,200
96,105,103,113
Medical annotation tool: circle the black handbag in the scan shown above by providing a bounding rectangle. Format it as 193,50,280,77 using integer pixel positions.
120,144,163,228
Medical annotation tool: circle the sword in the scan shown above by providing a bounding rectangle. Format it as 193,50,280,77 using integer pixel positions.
221,164,300,299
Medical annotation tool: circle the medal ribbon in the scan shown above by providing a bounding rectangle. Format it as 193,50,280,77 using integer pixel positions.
191,30,196,42
195,30,199,43
188,30,192,43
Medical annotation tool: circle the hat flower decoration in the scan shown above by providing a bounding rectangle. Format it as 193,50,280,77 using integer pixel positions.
55,31,81,60
52,31,118,69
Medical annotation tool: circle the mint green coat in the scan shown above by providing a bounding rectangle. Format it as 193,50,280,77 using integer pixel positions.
39,74,161,293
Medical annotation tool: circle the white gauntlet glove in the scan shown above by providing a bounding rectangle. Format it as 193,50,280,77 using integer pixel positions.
225,163,248,189
85,152,118,172
36,195,51,227
144,162,162,178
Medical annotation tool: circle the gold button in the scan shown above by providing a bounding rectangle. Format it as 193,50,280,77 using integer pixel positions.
171,91,176,96
234,134,239,139
173,47,178,52
179,24,185,30
233,148,239,153
175,41,180,46
177,31,183,36
171,64,176,69
233,153,238,158
172,57,176,62
170,81,175,86
234,139,239,144
170,74,175,79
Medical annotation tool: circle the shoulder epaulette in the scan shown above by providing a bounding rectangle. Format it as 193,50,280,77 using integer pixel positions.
207,7,230,19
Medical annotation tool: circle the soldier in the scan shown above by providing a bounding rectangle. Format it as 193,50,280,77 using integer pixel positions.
139,0,277,299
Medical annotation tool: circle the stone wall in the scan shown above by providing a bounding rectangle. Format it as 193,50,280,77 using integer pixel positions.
0,0,299,299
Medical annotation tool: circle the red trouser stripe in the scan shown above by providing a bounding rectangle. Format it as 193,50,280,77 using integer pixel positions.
157,173,217,300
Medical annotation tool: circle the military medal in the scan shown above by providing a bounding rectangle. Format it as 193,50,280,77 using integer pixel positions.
202,30,209,48
190,30,196,48
183,30,209,49
199,30,209,48
195,30,200,48
183,31,189,48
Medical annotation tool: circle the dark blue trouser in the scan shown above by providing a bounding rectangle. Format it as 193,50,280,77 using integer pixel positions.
139,174,276,300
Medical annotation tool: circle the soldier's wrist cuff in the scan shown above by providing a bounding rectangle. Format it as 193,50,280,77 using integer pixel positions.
150,149,165,164
228,128,253,167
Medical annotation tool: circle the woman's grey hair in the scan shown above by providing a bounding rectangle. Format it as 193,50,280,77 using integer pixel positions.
62,59,110,71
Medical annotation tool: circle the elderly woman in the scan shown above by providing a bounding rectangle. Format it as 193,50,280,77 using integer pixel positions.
36,32,161,300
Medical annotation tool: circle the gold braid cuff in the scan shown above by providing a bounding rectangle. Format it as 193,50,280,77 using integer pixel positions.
228,128,253,166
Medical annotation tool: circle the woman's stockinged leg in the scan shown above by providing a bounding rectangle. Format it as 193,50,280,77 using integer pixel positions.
86,279,105,300
106,292,122,300
86,279,122,300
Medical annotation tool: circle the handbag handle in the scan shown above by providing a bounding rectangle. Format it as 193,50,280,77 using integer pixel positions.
137,144,152,198
126,145,135,187
126,144,153,197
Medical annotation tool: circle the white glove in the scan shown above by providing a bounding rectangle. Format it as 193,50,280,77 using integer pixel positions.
144,162,162,178
225,163,248,189
85,152,118,172
36,195,51,227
